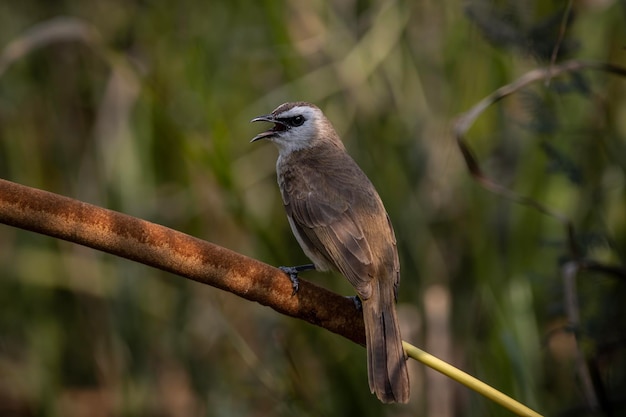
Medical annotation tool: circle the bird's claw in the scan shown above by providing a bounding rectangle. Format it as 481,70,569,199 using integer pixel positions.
279,266,300,295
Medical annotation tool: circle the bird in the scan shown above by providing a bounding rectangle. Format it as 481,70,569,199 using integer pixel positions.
250,101,410,404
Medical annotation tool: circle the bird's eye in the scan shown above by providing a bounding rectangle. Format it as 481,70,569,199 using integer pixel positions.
291,115,305,126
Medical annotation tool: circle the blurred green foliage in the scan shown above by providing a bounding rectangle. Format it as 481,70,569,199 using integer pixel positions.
0,0,625,416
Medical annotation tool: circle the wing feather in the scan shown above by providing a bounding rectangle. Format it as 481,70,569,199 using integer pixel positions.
279,147,387,299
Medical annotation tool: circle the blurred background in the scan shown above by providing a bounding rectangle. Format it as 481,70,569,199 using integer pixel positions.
0,0,625,416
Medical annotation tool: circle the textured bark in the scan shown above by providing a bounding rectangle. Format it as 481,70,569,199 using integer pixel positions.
0,178,366,346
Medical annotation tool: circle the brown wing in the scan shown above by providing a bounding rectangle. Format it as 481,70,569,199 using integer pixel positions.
279,147,392,300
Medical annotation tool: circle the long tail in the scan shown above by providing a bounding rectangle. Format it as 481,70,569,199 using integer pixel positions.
363,282,410,403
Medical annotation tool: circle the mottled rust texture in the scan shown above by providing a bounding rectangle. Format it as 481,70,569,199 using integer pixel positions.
0,178,365,346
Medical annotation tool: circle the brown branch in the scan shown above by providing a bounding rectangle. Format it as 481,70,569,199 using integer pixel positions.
0,178,366,346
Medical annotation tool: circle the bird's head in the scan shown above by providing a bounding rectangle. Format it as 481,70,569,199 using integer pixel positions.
251,102,340,154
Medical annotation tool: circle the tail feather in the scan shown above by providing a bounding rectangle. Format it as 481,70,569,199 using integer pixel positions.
363,284,410,403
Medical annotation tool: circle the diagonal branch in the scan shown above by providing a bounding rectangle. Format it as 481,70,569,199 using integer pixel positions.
0,178,366,346
0,178,547,416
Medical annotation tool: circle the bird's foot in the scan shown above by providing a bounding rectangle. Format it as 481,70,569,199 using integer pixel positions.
279,266,301,295
278,264,315,295
346,295,362,311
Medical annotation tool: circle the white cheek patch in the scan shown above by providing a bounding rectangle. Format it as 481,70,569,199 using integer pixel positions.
271,107,321,155
274,129,311,154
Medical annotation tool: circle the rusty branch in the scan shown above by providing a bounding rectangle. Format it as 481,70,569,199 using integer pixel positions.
0,178,366,346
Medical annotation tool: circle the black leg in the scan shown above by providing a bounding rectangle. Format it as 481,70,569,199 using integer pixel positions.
279,264,315,295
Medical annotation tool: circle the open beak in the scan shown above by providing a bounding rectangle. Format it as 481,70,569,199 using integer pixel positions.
250,114,288,142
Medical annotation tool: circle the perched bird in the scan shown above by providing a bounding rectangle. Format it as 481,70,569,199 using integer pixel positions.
251,101,410,403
